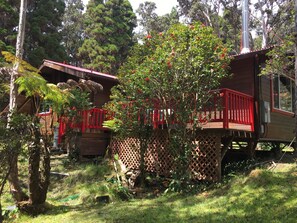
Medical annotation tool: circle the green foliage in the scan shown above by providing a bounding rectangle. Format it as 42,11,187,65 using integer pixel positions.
260,37,294,80
0,113,32,221
0,0,18,61
61,0,85,65
78,0,136,74
108,22,230,190
24,0,67,67
136,2,179,39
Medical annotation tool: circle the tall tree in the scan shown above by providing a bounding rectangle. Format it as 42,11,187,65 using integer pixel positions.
78,0,136,74
220,0,241,53
8,0,28,204
294,0,297,154
254,0,294,48
24,0,67,67
177,0,221,27
61,0,84,65
136,1,179,39
177,0,243,52
0,0,19,59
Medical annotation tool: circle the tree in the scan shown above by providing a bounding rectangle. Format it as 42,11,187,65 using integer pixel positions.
24,0,67,67
0,113,31,223
7,0,28,204
136,1,179,39
177,0,244,53
253,0,294,48
220,0,242,53
107,22,230,190
2,52,68,213
78,0,136,74
61,0,85,65
294,0,297,154
0,0,19,60
177,0,221,28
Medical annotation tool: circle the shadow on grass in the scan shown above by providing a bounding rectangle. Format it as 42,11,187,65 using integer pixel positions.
23,165,296,223
76,166,296,223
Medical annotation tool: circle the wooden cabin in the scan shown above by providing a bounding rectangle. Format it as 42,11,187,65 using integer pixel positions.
39,60,118,157
39,48,295,180
221,48,295,144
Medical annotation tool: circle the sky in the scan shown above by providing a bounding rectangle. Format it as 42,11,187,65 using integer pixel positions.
82,0,179,16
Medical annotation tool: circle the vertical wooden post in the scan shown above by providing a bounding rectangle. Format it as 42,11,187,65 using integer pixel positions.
223,89,229,129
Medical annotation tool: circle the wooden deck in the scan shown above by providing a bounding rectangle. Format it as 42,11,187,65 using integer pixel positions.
56,88,255,144
199,122,253,131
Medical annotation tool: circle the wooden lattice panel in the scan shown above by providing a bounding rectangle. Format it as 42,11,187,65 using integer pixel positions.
110,130,221,181
111,137,141,169
145,130,174,175
189,133,221,181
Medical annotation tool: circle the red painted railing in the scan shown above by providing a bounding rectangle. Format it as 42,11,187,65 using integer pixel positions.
204,88,254,131
57,88,254,143
58,108,109,143
137,88,254,131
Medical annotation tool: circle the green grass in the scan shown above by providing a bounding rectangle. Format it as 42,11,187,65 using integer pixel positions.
4,156,297,223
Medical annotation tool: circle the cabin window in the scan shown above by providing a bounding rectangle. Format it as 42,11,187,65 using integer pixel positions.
39,101,51,114
273,75,294,112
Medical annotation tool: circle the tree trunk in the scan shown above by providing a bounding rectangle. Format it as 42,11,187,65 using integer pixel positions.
39,137,51,203
28,122,51,205
28,124,42,205
295,0,297,154
8,154,28,202
8,0,27,120
8,0,28,203
0,202,3,223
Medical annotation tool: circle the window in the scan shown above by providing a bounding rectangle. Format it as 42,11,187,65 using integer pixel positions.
273,75,294,112
38,100,51,115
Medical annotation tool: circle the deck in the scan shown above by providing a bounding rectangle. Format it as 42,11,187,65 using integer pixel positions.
58,88,254,143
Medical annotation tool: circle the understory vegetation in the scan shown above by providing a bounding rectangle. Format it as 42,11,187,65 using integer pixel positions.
2,155,296,223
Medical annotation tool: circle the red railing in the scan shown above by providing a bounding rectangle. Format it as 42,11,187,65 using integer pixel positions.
58,108,109,143
203,88,254,130
57,88,254,143
140,88,254,131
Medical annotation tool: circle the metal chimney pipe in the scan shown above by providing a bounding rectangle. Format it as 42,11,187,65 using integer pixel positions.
241,0,250,53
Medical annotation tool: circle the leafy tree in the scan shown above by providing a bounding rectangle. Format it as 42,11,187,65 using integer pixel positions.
7,0,28,205
177,0,221,27
2,51,68,214
177,0,245,53
61,0,85,65
220,0,242,53
107,22,230,190
24,0,67,67
0,113,31,223
0,0,19,59
136,1,179,39
78,0,136,74
253,0,294,48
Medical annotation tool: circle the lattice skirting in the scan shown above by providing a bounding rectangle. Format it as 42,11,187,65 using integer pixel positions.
110,130,221,181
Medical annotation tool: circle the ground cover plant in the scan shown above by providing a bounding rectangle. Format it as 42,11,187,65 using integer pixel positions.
2,154,295,223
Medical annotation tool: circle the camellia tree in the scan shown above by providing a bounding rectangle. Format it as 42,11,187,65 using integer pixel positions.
106,22,230,190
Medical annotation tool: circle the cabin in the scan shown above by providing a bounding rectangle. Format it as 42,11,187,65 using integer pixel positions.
39,60,118,158
38,48,295,181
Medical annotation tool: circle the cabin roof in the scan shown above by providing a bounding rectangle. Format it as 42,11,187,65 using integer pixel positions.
39,60,118,82
232,46,273,60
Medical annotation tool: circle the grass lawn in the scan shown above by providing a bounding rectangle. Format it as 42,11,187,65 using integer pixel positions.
3,155,297,223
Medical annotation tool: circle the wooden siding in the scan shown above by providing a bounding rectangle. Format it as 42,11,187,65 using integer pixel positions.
220,57,255,96
259,75,295,142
